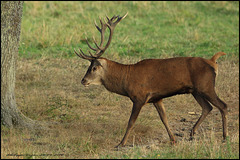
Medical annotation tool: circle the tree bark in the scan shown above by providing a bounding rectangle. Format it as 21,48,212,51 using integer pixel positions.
1,1,43,129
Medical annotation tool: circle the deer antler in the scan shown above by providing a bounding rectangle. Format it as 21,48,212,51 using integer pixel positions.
74,12,128,60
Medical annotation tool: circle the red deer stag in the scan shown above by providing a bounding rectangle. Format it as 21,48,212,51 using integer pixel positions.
74,13,228,148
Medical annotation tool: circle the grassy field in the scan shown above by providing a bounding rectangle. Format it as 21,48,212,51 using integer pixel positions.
1,1,239,159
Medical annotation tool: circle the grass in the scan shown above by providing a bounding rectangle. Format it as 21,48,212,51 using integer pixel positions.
99,137,236,159
1,1,239,159
19,1,239,59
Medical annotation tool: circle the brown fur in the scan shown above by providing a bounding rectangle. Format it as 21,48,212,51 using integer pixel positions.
81,52,228,148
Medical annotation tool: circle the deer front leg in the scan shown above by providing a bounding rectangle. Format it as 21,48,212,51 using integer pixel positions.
115,102,144,148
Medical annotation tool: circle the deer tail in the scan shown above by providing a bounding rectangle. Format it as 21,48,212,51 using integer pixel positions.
210,52,226,63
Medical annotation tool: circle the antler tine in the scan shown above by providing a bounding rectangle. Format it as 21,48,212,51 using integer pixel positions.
121,12,128,20
88,50,95,57
98,17,107,45
74,48,95,60
94,20,101,33
105,15,117,25
110,15,118,23
74,48,83,58
85,37,97,51
92,36,103,51
113,12,128,26
106,15,110,23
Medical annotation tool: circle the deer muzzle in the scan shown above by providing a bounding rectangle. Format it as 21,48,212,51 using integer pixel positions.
81,78,89,87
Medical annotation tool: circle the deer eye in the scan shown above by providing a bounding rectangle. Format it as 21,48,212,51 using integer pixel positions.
92,66,97,72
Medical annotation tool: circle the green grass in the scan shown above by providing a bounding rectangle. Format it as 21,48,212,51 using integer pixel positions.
19,1,239,59
100,139,237,159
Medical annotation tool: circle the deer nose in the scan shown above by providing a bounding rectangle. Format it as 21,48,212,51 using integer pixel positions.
81,78,86,85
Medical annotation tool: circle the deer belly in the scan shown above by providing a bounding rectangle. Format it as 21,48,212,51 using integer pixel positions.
147,86,194,103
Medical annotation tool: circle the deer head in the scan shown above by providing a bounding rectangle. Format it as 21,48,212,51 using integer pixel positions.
74,13,128,86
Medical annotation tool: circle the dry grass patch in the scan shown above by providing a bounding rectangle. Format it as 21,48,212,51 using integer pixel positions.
1,56,239,158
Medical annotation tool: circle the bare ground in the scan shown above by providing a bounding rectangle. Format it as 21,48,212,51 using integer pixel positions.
1,56,239,158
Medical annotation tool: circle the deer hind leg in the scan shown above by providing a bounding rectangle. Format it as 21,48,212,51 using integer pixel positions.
190,92,213,139
153,99,175,144
203,90,228,140
115,102,144,148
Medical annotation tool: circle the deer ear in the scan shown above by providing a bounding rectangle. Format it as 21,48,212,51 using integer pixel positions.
97,59,107,68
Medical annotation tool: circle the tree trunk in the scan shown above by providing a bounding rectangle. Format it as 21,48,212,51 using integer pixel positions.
1,1,43,129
